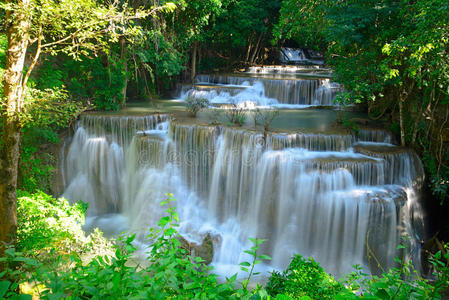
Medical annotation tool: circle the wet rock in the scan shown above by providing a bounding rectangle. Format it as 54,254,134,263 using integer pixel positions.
421,235,447,276
178,233,217,265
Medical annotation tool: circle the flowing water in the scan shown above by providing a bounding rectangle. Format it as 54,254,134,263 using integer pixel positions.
60,67,426,278
179,72,341,108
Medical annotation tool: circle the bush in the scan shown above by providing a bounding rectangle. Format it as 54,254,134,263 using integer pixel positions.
17,191,112,256
224,105,247,126
22,87,89,130
254,108,280,131
338,250,449,300
266,255,345,299
185,96,209,117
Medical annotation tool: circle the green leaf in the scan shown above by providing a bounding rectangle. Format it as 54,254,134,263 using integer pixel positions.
375,289,391,300
158,216,171,227
184,282,200,290
239,262,251,267
275,295,292,300
0,281,11,298
258,254,271,261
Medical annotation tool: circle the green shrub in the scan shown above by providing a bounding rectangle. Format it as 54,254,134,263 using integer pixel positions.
185,96,209,117
266,255,344,299
17,191,111,257
337,250,449,300
254,108,280,131
224,107,247,127
22,87,89,130
18,143,56,194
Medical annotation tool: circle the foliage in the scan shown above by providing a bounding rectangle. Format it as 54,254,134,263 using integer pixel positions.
18,138,56,194
239,237,272,290
0,33,6,93
266,255,345,299
1,193,272,299
16,86,87,193
224,101,247,126
273,0,330,51
22,87,89,129
0,0,169,59
337,246,449,300
274,0,449,203
209,0,281,65
336,114,360,135
16,191,111,256
129,30,185,97
185,96,209,117
2,191,449,299
254,108,279,132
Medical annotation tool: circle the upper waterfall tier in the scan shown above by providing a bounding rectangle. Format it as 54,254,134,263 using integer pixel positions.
179,74,342,107
245,65,332,77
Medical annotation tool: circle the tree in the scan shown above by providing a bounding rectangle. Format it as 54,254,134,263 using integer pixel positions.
273,0,330,51
171,0,223,82
211,0,281,65
0,0,175,256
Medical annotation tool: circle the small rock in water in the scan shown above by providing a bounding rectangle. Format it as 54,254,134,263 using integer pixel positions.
178,233,218,265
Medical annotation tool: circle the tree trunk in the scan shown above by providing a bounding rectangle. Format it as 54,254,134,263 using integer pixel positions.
245,42,253,63
399,95,406,147
190,40,198,84
120,37,128,108
1,0,31,256
250,32,263,64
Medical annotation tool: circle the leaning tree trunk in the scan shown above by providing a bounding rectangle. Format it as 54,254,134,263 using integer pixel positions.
0,0,31,257
120,37,128,108
190,40,198,84
250,32,263,64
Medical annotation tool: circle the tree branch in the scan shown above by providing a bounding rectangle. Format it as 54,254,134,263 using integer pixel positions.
19,25,42,105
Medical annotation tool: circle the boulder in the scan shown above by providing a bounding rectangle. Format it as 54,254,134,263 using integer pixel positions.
178,233,218,265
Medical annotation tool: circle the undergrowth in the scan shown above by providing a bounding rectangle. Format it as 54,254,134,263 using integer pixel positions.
1,192,448,299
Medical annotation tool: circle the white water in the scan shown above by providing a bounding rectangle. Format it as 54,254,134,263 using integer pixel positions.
179,74,341,108
279,47,324,65
61,113,426,278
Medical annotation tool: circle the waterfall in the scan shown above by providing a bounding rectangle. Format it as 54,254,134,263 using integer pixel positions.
179,74,342,107
61,114,426,277
280,47,308,63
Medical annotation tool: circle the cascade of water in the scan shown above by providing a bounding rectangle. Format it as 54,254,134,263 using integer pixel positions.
61,112,425,277
279,48,325,65
62,114,168,215
280,47,308,63
357,128,394,144
268,132,353,151
246,65,325,74
181,75,341,107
